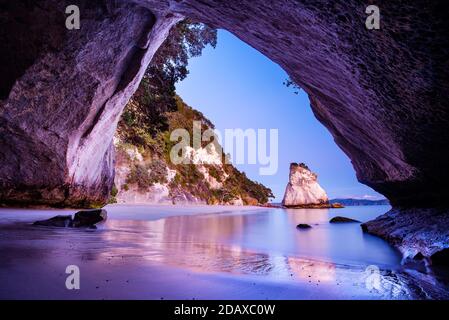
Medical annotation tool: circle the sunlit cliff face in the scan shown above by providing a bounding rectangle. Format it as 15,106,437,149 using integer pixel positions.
282,164,329,207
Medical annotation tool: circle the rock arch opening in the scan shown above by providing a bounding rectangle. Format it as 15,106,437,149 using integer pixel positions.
173,28,381,203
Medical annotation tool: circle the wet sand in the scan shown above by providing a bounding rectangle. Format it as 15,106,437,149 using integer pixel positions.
0,256,407,300
0,205,446,299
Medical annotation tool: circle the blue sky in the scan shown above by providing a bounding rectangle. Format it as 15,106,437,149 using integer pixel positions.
176,30,382,201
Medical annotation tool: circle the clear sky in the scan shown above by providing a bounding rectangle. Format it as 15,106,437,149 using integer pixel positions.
176,30,383,201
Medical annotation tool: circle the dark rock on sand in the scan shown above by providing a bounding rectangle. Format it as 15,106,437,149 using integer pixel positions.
33,215,73,228
33,209,107,228
297,223,312,229
72,209,107,228
329,216,360,223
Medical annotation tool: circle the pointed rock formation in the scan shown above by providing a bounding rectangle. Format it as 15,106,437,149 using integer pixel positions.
282,163,331,208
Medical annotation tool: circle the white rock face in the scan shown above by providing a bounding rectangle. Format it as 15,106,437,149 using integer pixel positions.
183,144,223,165
282,163,329,207
113,140,237,205
113,145,175,205
197,166,222,190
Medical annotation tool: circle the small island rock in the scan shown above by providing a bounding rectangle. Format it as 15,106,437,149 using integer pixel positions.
282,163,332,208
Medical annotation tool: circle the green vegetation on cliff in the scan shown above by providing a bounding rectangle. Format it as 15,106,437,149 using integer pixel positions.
114,19,273,205
117,94,273,204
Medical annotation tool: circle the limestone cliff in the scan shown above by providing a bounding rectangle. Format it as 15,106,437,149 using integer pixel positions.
113,139,251,205
112,96,273,206
282,163,330,208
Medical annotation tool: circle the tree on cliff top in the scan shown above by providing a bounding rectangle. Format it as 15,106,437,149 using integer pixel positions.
119,20,217,141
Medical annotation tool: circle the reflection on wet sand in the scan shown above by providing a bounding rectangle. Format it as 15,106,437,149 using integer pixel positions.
98,217,411,298
103,218,274,276
2,205,448,299
98,212,354,284
288,257,336,283
95,214,335,281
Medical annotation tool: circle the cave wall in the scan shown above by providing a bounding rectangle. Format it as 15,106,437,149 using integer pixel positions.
1,0,448,207
0,0,180,206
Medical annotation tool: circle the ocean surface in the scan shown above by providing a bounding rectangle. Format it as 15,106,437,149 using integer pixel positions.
105,205,401,274
0,204,422,299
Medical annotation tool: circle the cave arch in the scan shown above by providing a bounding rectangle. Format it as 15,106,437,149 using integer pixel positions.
0,0,448,209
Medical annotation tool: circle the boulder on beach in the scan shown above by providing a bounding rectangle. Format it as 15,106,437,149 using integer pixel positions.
329,216,360,223
33,209,107,228
296,223,312,229
72,209,108,228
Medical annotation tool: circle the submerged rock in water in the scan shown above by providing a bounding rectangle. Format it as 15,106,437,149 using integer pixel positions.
33,215,73,228
296,223,312,229
72,209,107,228
329,216,361,223
282,163,331,208
33,209,107,228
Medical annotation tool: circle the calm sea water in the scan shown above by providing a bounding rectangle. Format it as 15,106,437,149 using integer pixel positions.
102,205,401,275
139,205,400,268
0,205,400,271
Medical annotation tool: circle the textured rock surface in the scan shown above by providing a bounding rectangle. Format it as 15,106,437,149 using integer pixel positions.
362,208,449,260
72,209,108,228
1,0,448,211
282,163,329,208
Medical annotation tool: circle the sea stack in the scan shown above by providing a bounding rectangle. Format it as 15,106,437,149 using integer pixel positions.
282,163,331,208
